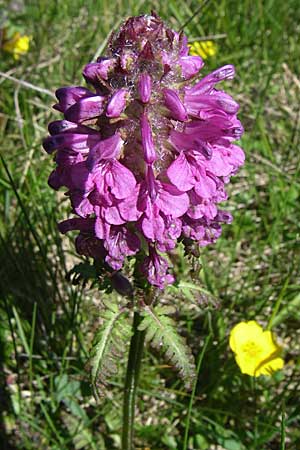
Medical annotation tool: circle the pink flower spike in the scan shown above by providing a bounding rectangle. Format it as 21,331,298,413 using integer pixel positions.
44,14,244,288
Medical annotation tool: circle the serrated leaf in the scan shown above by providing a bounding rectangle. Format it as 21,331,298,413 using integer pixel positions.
62,413,102,450
90,301,131,400
138,305,196,388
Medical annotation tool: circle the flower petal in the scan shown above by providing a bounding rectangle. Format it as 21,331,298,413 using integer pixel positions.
106,89,128,118
105,160,136,199
163,88,188,121
83,59,117,85
54,86,94,113
179,56,204,79
167,152,195,191
104,205,125,225
64,96,105,123
58,217,95,234
194,171,217,198
141,213,165,241
87,133,123,170
157,183,189,217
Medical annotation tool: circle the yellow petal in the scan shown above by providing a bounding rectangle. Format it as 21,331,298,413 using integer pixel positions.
255,357,284,376
262,330,281,353
235,353,259,376
229,321,263,353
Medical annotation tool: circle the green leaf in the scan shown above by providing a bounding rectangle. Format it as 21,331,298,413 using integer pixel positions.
90,299,131,400
138,305,196,388
270,293,300,327
54,374,81,404
280,405,286,450
162,433,177,448
62,413,102,450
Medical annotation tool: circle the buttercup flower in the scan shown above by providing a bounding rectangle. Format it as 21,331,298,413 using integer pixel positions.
43,14,244,289
2,31,31,59
229,321,284,376
189,40,217,59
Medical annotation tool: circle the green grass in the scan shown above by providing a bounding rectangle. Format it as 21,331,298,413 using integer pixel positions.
1,0,300,448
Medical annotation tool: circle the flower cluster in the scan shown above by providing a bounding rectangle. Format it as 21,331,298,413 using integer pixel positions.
43,14,244,289
229,321,284,377
189,40,217,59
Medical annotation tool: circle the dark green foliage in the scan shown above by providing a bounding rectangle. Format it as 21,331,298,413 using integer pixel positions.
138,305,196,388
90,299,132,401
67,262,100,286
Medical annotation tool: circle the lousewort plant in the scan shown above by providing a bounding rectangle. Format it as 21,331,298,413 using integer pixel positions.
43,13,244,449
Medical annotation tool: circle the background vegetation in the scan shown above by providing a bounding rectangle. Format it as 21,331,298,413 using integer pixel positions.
1,0,300,448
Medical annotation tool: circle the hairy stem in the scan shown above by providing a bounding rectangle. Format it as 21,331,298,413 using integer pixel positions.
122,311,145,450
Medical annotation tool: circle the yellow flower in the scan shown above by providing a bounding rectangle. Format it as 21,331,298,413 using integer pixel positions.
2,32,31,60
229,321,284,377
189,40,217,59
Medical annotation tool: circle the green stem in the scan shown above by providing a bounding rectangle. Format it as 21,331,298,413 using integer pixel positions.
122,311,145,450
183,332,212,450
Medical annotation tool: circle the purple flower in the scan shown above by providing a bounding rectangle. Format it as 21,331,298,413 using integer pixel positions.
104,226,140,270
83,58,117,85
179,56,204,80
142,245,174,289
137,165,189,243
53,87,95,113
44,14,244,289
64,95,106,123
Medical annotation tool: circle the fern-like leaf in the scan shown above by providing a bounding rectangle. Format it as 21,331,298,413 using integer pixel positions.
138,305,196,388
90,299,131,400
